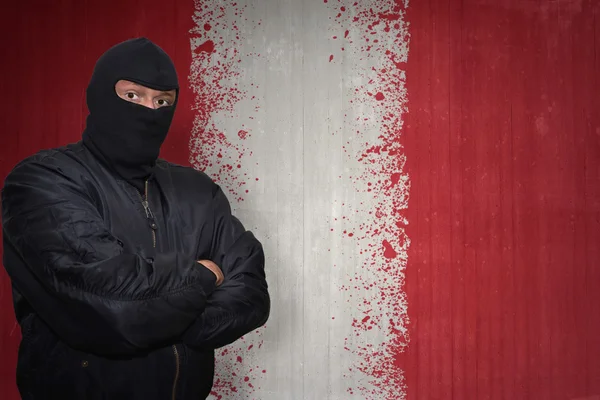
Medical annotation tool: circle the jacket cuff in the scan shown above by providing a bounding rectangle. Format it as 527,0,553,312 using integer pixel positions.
194,262,218,296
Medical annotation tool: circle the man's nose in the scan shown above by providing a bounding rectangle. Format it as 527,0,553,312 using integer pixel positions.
141,99,156,109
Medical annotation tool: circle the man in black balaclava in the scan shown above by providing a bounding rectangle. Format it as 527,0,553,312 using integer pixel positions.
1,37,270,400
82,37,179,192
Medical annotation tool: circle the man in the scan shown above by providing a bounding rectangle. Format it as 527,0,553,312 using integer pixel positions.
1,37,270,399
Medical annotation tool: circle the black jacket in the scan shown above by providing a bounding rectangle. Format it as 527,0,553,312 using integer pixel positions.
1,142,270,400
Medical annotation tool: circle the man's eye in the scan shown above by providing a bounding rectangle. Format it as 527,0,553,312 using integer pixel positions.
156,99,171,107
125,92,138,100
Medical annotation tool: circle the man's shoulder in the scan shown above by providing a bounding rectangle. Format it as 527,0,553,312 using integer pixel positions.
6,143,86,181
156,159,219,195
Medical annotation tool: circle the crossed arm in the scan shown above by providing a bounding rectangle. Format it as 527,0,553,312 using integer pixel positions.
1,157,270,356
183,186,270,349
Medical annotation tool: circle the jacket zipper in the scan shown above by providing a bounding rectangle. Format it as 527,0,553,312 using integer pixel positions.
138,179,181,400
172,345,181,400
139,180,157,248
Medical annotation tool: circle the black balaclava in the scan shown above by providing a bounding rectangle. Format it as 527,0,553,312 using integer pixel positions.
82,37,179,192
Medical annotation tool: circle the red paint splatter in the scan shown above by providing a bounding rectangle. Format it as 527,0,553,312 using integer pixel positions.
189,0,262,203
189,3,266,398
329,54,334,62
326,0,410,398
195,40,215,54
382,239,397,259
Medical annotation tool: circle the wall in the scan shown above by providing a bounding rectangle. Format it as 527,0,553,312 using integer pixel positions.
0,0,598,399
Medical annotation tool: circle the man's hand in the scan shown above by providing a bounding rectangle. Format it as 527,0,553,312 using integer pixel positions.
197,260,224,286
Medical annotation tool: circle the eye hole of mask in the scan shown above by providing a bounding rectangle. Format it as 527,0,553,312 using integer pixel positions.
115,79,177,110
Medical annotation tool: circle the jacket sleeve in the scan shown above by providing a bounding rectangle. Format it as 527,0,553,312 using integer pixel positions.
182,185,270,349
1,157,218,356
